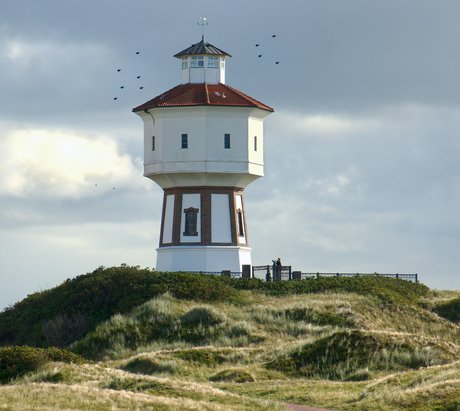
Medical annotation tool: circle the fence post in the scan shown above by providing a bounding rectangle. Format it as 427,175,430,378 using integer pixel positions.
242,265,251,279
288,266,292,281
316,272,320,280
266,265,271,282
292,271,301,280
336,272,340,277
221,270,231,277
415,273,418,283
396,273,399,280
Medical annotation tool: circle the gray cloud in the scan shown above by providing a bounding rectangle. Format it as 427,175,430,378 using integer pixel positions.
1,0,459,309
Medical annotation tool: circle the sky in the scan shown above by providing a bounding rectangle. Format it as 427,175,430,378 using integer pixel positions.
1,0,459,310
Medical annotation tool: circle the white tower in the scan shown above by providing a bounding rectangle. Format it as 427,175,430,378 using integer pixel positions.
133,37,273,272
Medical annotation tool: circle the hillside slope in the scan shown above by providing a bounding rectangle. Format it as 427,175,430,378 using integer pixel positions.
0,266,459,410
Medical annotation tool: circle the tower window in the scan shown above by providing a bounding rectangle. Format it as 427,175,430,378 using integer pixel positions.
183,207,199,236
208,56,219,68
181,133,188,149
224,133,231,149
151,136,155,151
181,58,188,69
254,136,257,151
191,56,204,68
237,209,244,237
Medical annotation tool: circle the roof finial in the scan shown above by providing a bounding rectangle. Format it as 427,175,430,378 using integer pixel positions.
197,16,208,41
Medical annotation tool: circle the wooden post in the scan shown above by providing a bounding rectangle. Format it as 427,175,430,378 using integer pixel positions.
316,272,320,279
415,273,418,283
221,270,231,277
292,271,301,280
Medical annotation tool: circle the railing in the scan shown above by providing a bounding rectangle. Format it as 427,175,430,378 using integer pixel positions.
179,269,418,283
296,272,418,283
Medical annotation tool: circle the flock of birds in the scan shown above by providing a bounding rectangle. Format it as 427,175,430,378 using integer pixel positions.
111,33,280,102
255,34,280,65
113,51,144,101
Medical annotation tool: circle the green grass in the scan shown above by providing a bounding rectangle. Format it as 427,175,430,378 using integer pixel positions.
0,266,457,411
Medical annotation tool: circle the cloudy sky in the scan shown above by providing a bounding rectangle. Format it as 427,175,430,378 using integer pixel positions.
1,0,459,309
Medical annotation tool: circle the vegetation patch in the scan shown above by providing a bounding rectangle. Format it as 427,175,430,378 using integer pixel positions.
283,307,354,327
267,330,452,380
0,266,242,348
434,297,460,323
209,369,255,383
121,357,179,375
173,348,228,366
0,346,85,384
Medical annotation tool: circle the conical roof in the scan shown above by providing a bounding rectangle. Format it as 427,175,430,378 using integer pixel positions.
174,39,231,58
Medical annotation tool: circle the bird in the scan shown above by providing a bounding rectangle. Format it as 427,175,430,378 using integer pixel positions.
272,34,277,38
120,86,125,89
117,68,121,72
135,51,140,55
136,76,141,79
258,54,262,58
113,97,118,100
255,43,260,47
139,86,144,90
275,61,280,64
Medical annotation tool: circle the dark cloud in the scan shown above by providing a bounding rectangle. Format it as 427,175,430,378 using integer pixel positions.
1,0,460,308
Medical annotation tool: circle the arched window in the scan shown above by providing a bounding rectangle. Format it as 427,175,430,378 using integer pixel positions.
183,207,199,236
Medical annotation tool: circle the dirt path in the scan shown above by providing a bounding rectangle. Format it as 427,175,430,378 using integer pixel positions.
285,403,334,411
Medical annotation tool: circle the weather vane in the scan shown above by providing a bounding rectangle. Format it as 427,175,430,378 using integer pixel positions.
197,16,208,41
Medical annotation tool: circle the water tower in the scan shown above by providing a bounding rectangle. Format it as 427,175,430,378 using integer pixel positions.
133,36,273,272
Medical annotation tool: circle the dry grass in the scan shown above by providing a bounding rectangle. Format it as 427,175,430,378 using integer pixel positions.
2,289,459,410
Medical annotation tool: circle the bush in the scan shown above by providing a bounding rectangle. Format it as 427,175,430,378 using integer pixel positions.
121,357,179,375
434,297,460,323
173,349,227,366
266,330,451,380
0,266,242,348
0,346,85,384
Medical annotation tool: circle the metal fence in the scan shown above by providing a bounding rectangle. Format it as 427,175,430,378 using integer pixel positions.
181,268,418,283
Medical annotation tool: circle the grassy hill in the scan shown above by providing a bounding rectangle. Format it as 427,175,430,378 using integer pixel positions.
0,266,459,410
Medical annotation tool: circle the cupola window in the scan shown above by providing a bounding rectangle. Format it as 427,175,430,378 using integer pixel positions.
181,58,188,69
152,136,155,151
208,56,219,68
191,56,204,68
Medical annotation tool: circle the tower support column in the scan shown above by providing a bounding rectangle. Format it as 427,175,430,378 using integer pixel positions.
156,186,250,272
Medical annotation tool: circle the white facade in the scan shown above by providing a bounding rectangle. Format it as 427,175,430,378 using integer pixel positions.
139,106,269,189
156,246,252,273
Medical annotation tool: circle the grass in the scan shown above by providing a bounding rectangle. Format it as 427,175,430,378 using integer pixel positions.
0,266,458,410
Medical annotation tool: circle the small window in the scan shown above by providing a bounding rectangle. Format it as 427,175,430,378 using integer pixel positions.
208,56,219,68
152,136,155,151
181,58,188,69
183,207,198,236
224,133,231,149
254,136,257,151
181,133,188,149
237,209,244,237
191,56,204,68
220,60,225,69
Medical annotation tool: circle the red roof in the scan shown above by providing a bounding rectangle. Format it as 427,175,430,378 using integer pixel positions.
132,83,274,113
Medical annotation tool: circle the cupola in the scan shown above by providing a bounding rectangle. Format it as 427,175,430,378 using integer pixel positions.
174,38,231,84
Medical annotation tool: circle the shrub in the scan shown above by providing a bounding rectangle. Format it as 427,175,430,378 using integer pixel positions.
181,306,227,327
266,330,451,380
121,357,179,375
434,297,460,323
0,266,241,348
0,346,85,384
